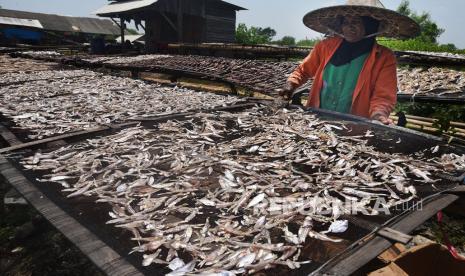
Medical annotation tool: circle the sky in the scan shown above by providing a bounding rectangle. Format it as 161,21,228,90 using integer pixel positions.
0,0,464,48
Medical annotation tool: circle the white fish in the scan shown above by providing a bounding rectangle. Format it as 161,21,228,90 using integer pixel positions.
308,230,342,243
246,193,265,208
199,198,216,206
236,252,256,268
282,225,300,245
322,220,348,234
254,216,266,231
50,175,75,181
409,166,434,182
246,145,260,153
116,184,127,193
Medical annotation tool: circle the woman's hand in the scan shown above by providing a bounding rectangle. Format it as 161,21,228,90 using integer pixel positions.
277,82,297,100
371,114,394,125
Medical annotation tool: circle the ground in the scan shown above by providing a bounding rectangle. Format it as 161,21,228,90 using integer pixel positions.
0,181,103,276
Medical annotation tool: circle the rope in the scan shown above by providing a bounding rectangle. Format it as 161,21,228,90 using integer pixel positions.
436,211,465,262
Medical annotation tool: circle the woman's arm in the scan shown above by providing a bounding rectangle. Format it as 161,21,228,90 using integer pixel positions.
279,42,323,99
288,43,322,87
369,51,398,124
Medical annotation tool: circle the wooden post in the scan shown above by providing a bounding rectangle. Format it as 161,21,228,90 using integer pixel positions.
120,17,125,53
177,0,183,42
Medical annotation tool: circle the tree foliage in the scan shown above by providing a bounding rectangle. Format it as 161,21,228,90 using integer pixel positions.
235,23,276,44
275,36,296,46
296,38,321,47
257,27,276,40
377,39,465,54
397,0,444,43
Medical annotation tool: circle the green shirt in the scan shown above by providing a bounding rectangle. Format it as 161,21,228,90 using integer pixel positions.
320,53,369,113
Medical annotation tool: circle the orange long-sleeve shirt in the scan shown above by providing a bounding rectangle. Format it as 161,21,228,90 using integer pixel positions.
288,36,398,119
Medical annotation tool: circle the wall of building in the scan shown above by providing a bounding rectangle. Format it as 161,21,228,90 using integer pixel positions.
205,1,236,43
144,0,239,52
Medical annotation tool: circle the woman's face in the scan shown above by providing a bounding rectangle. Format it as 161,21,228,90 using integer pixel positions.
341,16,366,42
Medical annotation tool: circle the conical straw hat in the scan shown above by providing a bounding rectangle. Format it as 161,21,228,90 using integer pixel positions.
303,0,420,39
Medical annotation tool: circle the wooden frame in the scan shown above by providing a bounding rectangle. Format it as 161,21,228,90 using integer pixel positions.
0,156,144,276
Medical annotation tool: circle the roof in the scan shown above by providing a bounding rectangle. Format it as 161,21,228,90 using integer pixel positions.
0,9,120,35
94,0,158,16
0,16,43,29
94,0,246,17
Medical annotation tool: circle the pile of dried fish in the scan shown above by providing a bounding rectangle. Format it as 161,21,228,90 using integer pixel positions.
20,106,464,274
0,69,95,85
0,55,58,73
397,67,465,94
404,50,465,60
16,50,63,59
78,54,465,95
0,73,239,139
81,54,172,65
14,51,465,96
81,54,302,93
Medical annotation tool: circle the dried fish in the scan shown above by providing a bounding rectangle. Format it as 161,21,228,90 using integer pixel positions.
19,105,465,275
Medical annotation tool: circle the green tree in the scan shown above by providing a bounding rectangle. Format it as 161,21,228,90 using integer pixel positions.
396,0,412,17
257,27,276,39
397,0,444,43
235,23,276,44
276,36,296,46
296,38,321,47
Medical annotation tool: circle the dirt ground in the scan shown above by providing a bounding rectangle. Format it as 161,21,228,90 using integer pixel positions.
0,182,103,276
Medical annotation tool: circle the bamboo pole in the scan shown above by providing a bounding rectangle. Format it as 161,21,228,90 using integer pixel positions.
403,114,465,129
391,114,465,134
391,115,465,139
406,118,435,127
405,123,439,133
450,127,465,135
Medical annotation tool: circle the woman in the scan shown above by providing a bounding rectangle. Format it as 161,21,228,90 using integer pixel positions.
280,0,420,125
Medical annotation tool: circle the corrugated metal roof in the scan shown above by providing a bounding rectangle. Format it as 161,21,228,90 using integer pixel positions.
0,16,43,29
94,0,158,16
0,9,120,35
94,0,246,17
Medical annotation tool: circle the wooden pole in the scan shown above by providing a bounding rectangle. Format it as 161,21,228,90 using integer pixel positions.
177,0,183,43
120,17,125,53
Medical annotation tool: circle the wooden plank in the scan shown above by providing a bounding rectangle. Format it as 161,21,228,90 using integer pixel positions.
204,102,257,112
346,217,412,244
0,156,143,276
450,185,465,193
132,112,194,122
0,122,139,154
315,194,459,276
177,0,183,42
377,228,413,244
0,124,23,146
0,126,109,154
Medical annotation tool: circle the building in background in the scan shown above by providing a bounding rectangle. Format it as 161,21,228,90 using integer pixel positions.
0,8,120,46
94,0,246,52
